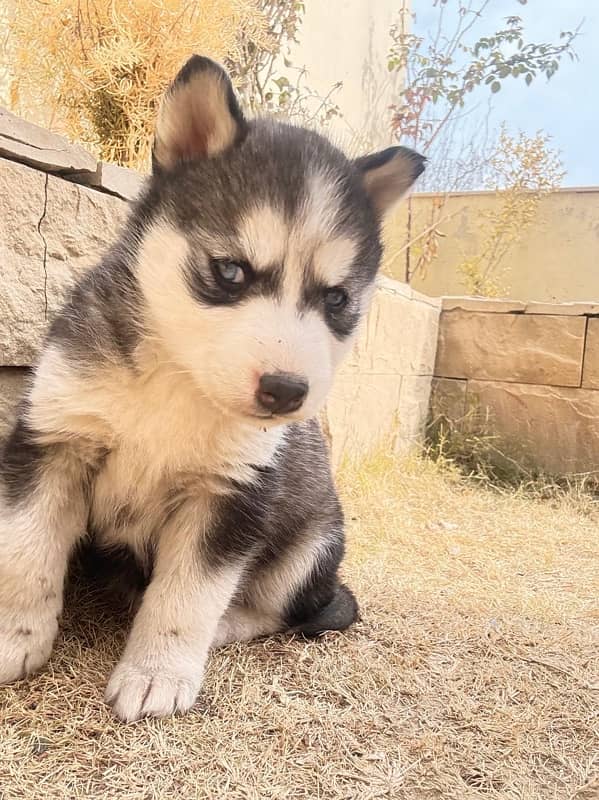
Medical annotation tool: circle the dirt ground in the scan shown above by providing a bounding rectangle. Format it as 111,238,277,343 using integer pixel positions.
1,454,597,799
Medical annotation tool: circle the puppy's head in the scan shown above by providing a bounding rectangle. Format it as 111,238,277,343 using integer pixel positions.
137,55,424,423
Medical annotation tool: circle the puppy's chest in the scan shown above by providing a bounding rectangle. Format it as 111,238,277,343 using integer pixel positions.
88,398,282,560
89,440,204,557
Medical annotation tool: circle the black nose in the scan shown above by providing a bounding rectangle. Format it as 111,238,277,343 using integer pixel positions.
256,373,309,415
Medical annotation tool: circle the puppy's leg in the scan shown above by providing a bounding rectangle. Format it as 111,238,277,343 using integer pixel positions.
105,499,244,722
0,418,90,683
211,605,282,649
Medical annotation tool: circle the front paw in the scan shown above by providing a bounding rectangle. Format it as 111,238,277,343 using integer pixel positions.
105,661,201,722
0,608,59,684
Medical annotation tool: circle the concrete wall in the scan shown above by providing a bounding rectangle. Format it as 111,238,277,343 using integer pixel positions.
386,188,599,303
0,107,440,466
288,0,403,149
432,297,599,475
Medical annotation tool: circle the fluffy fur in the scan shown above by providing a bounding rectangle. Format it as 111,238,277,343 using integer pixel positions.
0,55,424,721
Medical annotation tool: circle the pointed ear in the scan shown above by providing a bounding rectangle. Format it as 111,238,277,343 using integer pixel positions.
152,55,247,172
354,146,426,216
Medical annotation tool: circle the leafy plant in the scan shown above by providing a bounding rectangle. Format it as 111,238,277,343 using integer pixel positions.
457,126,565,296
228,0,342,126
386,0,579,283
388,0,578,160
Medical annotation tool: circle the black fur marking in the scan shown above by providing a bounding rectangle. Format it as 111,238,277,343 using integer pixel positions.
0,411,47,505
185,257,283,307
206,423,344,574
354,145,427,180
145,120,383,306
75,542,150,611
291,584,359,637
300,277,361,339
201,421,353,637
48,236,143,366
284,531,345,628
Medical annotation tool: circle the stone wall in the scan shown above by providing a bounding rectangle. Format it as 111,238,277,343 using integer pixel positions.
0,107,440,465
326,278,440,467
432,297,599,475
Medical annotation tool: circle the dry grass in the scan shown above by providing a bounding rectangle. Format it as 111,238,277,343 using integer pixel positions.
1,453,597,799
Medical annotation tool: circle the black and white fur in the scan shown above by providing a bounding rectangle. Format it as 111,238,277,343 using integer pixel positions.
0,56,424,721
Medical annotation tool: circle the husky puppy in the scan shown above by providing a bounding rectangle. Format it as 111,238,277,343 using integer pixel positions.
0,56,424,721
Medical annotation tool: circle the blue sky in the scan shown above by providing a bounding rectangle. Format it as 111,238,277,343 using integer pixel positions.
413,0,598,186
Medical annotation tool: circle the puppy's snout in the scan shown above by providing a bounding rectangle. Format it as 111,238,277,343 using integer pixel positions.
256,373,308,415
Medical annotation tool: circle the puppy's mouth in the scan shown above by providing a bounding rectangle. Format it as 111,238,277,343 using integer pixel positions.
246,408,302,424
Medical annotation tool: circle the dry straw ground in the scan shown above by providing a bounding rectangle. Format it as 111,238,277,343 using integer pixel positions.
1,454,597,799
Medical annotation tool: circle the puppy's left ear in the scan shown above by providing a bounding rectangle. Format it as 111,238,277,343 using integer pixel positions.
354,146,426,217
152,55,247,172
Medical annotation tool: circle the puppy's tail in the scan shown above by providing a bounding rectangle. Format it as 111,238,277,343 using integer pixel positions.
295,584,359,638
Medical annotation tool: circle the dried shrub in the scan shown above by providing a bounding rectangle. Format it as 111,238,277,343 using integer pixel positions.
3,1,268,169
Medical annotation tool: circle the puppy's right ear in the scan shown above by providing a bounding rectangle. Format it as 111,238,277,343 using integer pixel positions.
152,55,247,172
354,146,426,217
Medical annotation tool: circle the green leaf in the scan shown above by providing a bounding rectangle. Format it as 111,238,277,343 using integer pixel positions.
525,73,533,85
491,81,501,93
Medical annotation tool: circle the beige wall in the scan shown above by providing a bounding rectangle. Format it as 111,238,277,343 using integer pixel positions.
288,0,403,150
385,188,599,303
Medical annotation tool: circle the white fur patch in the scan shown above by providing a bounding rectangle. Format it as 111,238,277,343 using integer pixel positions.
107,517,243,721
312,236,358,286
247,530,329,617
299,171,343,243
238,205,288,269
0,422,89,684
136,220,340,422
212,605,282,648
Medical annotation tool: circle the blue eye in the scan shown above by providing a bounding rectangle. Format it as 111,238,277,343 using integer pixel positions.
213,260,247,287
324,287,348,311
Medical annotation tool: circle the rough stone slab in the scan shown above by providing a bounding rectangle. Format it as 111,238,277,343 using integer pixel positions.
429,377,467,422
525,301,599,316
326,372,403,468
74,161,145,201
435,310,585,387
375,274,413,299
341,285,440,377
0,159,48,365
468,379,599,475
0,158,129,364
442,296,526,313
42,172,129,323
0,107,97,174
396,375,432,452
375,275,442,309
582,318,599,389
0,369,29,440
